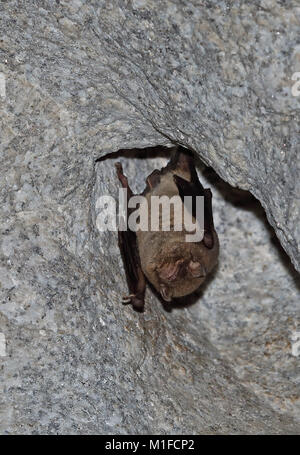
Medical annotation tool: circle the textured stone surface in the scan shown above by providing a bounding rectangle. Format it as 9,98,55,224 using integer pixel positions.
0,0,300,434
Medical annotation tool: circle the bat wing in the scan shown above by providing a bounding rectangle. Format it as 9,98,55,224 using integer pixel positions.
117,229,146,311
115,163,146,311
172,147,215,249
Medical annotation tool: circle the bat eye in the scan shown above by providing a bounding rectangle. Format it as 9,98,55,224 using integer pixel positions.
188,260,206,278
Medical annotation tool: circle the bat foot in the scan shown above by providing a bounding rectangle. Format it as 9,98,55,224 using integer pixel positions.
115,161,132,194
115,161,123,173
115,162,129,188
146,169,161,189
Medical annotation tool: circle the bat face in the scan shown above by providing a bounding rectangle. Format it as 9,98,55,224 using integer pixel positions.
115,146,219,311
141,235,219,302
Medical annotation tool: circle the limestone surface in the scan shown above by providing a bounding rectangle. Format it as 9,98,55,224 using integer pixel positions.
0,0,299,434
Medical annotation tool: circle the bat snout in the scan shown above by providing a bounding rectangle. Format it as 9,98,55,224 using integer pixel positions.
158,259,185,282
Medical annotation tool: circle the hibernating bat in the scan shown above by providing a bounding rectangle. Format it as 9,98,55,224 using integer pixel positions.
115,146,219,311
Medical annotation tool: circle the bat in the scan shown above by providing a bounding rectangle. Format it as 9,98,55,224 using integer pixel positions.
115,146,219,311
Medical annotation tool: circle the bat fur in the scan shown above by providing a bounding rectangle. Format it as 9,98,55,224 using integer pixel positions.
115,146,219,311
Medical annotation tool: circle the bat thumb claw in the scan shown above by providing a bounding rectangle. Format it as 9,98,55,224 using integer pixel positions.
122,294,135,304
121,294,145,311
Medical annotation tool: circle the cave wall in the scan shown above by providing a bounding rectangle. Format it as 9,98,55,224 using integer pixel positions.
0,0,299,434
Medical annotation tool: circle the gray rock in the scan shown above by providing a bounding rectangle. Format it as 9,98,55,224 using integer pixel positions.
0,0,299,434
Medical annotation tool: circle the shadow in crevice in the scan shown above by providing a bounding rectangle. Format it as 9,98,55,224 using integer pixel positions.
202,165,300,292
95,145,173,163
161,263,220,312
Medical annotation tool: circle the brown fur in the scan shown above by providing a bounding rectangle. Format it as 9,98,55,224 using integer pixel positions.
137,158,219,300
116,146,219,310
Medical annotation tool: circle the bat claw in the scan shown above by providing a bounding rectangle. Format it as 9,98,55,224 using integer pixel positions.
121,293,145,311
115,162,130,189
115,162,123,173
122,294,135,304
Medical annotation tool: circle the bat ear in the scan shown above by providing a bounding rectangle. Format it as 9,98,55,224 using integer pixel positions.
188,260,206,278
160,284,172,302
203,232,214,249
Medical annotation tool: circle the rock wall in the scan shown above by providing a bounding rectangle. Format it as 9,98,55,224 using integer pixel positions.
0,0,299,434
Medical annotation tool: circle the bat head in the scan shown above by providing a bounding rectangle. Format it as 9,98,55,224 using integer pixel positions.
154,242,208,301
